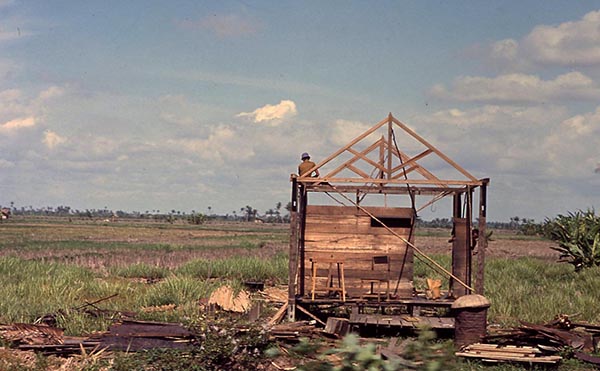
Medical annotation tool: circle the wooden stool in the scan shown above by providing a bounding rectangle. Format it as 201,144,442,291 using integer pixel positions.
310,258,346,301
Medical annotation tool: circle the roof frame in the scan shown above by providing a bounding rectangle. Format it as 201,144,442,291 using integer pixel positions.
297,113,484,188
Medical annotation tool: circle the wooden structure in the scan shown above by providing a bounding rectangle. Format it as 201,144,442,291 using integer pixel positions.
288,113,489,328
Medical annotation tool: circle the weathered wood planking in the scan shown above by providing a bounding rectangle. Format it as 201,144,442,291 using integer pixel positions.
303,251,412,272
304,235,411,251
306,205,414,218
302,205,415,299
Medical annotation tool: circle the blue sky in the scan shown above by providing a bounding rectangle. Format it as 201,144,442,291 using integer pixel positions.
1,1,599,221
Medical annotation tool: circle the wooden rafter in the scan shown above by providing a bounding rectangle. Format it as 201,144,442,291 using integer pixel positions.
298,113,483,188
323,139,384,179
390,116,478,182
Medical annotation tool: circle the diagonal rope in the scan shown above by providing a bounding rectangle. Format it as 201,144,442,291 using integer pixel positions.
327,185,474,293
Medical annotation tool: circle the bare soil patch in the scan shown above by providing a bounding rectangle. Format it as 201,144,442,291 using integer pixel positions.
415,235,561,261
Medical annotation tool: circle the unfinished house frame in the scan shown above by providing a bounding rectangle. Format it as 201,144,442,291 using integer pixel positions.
288,113,489,329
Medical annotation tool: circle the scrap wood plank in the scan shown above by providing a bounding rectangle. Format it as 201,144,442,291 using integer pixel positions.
457,343,561,364
105,320,193,337
456,352,562,364
464,343,542,354
296,304,326,326
267,303,288,327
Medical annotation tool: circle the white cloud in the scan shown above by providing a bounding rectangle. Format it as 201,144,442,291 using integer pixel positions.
491,38,518,62
429,71,600,103
0,58,17,79
0,88,27,117
0,158,14,168
167,124,255,163
414,104,570,178
329,119,372,146
158,95,197,126
542,108,600,177
0,116,36,133
43,130,66,149
420,105,566,128
413,103,600,185
491,10,600,67
237,100,297,125
38,86,65,101
177,14,262,38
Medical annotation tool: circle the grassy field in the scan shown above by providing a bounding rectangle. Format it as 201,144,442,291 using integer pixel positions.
0,217,597,370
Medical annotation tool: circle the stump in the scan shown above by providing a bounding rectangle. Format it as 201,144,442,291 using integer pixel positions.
451,294,490,348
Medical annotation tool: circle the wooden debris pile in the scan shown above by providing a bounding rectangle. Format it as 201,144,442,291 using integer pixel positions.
269,321,322,342
485,320,595,352
457,315,600,365
5,320,196,356
208,286,251,313
90,319,196,351
0,323,63,346
456,343,562,364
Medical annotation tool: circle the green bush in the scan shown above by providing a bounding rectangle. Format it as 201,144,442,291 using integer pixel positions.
544,209,600,271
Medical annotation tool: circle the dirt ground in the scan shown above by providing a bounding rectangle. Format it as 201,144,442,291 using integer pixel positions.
0,221,561,269
416,235,561,261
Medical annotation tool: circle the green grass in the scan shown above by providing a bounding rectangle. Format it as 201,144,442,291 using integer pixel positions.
413,254,452,291
1,219,598,370
111,263,170,279
176,252,289,283
485,257,600,325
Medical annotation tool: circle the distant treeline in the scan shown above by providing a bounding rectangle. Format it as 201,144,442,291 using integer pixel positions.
3,203,549,233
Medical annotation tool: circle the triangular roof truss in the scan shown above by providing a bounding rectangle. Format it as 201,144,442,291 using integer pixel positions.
297,113,484,191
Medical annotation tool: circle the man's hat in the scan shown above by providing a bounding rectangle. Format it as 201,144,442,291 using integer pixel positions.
301,152,310,159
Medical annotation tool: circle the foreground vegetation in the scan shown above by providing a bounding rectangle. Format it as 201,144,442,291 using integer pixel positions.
0,217,599,370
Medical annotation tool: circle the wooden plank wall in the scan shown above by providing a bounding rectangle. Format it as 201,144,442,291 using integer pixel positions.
303,205,414,298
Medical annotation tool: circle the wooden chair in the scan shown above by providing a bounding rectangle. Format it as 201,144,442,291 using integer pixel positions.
360,255,391,300
310,257,346,301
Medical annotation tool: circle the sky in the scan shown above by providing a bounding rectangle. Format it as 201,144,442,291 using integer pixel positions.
1,0,599,222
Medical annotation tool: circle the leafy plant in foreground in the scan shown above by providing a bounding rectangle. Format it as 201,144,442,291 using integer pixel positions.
544,209,600,271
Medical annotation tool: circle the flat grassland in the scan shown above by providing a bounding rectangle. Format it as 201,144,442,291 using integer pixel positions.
1,218,596,370
0,219,559,271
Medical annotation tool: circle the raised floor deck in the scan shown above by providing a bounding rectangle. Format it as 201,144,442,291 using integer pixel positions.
349,313,455,329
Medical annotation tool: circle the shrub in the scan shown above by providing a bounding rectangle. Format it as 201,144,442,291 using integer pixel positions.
544,209,600,271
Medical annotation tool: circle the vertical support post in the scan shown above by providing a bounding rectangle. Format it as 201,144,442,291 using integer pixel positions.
299,186,308,297
451,192,470,297
466,187,473,287
288,177,299,321
387,114,393,179
476,179,489,295
378,135,385,180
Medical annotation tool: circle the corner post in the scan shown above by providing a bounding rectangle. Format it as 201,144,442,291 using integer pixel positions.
475,179,489,295
288,176,299,321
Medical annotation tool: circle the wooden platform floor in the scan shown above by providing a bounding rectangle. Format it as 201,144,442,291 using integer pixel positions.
349,313,455,329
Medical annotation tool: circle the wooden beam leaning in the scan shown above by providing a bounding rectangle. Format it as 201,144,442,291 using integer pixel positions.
390,116,479,182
